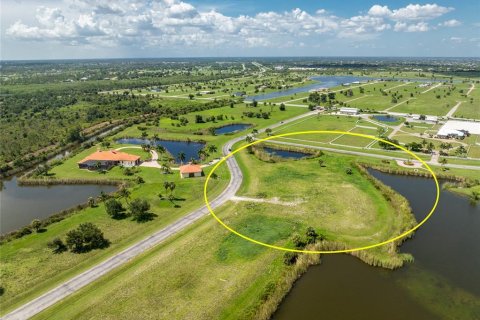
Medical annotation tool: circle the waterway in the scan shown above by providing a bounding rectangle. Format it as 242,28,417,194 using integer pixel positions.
263,147,309,159
0,177,116,234
373,115,399,123
215,124,251,135
116,138,205,163
273,172,480,319
245,75,376,101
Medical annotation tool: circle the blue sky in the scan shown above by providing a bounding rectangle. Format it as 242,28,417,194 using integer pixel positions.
1,0,479,60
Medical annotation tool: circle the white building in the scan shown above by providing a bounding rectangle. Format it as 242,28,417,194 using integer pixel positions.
339,107,359,115
436,120,480,139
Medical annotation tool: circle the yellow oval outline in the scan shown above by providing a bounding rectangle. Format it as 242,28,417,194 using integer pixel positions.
204,130,440,254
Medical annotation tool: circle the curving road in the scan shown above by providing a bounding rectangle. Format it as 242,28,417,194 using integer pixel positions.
2,111,316,320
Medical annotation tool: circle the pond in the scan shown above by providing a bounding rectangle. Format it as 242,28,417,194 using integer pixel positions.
373,115,399,123
273,172,480,319
214,124,251,135
0,177,117,234
116,138,205,163
263,147,309,159
245,75,376,101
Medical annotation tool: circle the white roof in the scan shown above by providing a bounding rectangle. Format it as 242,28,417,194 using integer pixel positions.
438,120,480,135
340,107,359,112
437,128,464,137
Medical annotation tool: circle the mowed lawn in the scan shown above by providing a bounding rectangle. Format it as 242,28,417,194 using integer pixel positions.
454,86,480,119
393,83,471,115
32,150,415,320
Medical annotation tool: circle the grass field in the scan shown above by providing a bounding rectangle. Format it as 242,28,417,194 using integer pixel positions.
30,149,416,319
0,163,230,314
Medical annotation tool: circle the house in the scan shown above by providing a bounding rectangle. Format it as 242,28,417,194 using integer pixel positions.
78,150,140,169
233,91,246,97
339,107,359,115
179,163,203,178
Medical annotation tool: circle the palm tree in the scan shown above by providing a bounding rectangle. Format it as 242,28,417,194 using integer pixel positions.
207,145,217,153
178,152,186,164
163,181,171,194
118,187,131,205
245,135,254,143
156,145,166,154
161,163,171,174
169,182,176,195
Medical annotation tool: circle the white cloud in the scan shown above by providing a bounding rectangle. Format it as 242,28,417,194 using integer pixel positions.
394,21,430,32
439,19,461,27
368,3,453,21
4,1,456,49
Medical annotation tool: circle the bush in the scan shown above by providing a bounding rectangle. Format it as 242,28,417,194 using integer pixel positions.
105,199,125,219
345,168,353,175
65,223,109,253
31,219,42,232
283,252,298,265
306,227,319,244
129,199,153,222
47,237,67,254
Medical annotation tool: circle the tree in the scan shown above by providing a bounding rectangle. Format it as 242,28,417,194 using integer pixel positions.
279,103,286,111
265,128,272,136
345,168,353,175
318,159,325,167
188,94,195,100
156,145,166,154
65,223,109,253
31,219,42,232
169,181,176,195
88,197,96,208
129,199,152,222
207,145,217,153
105,199,125,219
178,152,186,164
163,181,171,194
118,187,131,204
439,158,448,165
47,237,67,254
306,227,319,244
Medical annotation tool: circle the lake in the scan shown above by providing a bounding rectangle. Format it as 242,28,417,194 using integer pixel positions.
373,115,399,122
273,171,480,319
245,75,376,101
0,177,116,234
116,138,205,163
214,124,251,135
263,147,309,159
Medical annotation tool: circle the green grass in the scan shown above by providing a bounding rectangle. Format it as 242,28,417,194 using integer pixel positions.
0,163,230,314
30,150,413,320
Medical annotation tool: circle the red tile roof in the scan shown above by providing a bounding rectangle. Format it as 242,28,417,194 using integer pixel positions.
179,164,202,174
78,150,140,163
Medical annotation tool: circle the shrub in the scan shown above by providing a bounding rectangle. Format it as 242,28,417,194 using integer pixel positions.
105,199,125,219
47,237,67,254
129,199,153,222
65,223,109,253
283,252,298,265
31,219,42,232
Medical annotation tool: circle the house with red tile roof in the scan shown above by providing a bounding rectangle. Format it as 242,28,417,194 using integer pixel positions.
179,163,203,178
78,150,140,169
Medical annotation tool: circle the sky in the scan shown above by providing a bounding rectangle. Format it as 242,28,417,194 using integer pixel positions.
1,0,479,60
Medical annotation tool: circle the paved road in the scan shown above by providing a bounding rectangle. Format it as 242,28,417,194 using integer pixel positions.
2,111,315,320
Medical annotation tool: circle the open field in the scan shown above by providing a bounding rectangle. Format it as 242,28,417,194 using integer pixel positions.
29,148,416,319
0,164,230,313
